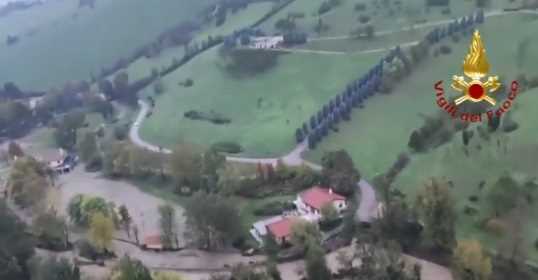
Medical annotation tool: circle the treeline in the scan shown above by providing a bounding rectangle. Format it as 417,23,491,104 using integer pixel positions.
251,0,296,28
159,35,224,77
95,21,201,80
0,0,42,17
299,10,485,149
0,82,45,100
297,58,384,149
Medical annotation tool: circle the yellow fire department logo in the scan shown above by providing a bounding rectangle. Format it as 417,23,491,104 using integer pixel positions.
451,30,500,106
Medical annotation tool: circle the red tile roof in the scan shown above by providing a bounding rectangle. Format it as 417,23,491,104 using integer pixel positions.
300,186,346,210
144,235,162,246
267,218,293,239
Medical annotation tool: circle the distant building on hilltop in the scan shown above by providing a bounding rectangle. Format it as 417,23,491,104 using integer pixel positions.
251,36,283,49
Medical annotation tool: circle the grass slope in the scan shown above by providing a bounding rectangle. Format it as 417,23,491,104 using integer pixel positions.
140,47,382,156
305,13,538,177
0,0,216,90
121,2,275,82
259,0,525,38
306,12,538,261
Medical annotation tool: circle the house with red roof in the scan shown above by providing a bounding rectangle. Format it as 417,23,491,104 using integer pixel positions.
143,234,163,251
293,186,347,221
266,217,294,245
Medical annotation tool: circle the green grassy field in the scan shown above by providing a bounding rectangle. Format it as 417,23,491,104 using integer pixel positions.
259,0,524,38
140,46,383,156
0,0,216,90
305,13,538,176
118,2,275,82
305,12,538,260
302,28,430,52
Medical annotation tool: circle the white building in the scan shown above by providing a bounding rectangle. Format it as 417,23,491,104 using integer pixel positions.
251,36,283,49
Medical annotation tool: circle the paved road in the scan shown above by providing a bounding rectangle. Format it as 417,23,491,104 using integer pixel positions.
131,100,322,170
357,179,379,223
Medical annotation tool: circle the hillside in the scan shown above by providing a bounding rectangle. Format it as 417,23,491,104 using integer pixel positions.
0,0,216,90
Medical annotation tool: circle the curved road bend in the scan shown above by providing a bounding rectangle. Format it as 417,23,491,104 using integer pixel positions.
130,100,379,222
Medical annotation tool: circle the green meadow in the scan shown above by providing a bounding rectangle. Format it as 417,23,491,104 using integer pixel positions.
140,47,383,156
0,0,216,90
304,12,538,260
259,0,524,38
119,2,275,82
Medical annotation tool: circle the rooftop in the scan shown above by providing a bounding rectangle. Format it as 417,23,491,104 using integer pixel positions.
267,217,293,239
300,186,346,210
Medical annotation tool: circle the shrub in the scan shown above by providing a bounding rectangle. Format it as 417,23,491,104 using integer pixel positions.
211,141,243,154
463,205,478,216
439,45,452,54
318,1,332,15
184,78,194,87
484,218,506,236
224,49,281,77
469,195,479,202
253,201,294,216
77,239,100,260
153,79,165,95
502,116,519,133
354,3,366,11
113,124,129,140
358,14,371,23
319,217,343,231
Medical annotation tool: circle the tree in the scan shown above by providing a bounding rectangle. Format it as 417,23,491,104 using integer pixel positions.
159,204,179,249
113,72,129,96
68,195,110,226
54,111,86,150
266,260,281,280
29,257,80,280
497,204,529,273
169,146,201,191
32,211,69,251
8,156,49,209
305,242,331,280
98,79,115,100
7,141,24,160
452,239,492,280
184,192,241,250
153,78,165,95
321,150,360,196
290,219,321,249
274,18,296,32
487,114,500,132
320,202,338,222
111,256,152,280
89,212,114,253
487,175,523,216
0,101,33,138
118,205,132,238
78,132,99,163
408,130,425,152
200,148,225,192
415,178,456,252
0,201,35,280
263,234,280,259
